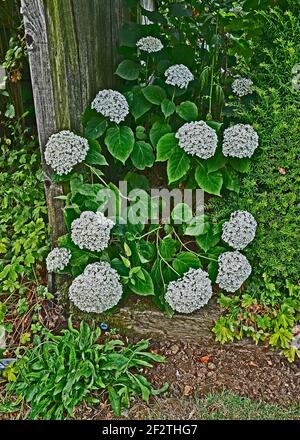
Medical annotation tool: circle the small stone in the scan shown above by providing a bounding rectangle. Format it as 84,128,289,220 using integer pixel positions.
171,344,180,355
183,385,193,396
208,362,216,370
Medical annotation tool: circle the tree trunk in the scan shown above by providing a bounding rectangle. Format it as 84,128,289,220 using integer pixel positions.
21,0,128,291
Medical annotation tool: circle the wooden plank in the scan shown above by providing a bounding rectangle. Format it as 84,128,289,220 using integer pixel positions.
21,0,128,291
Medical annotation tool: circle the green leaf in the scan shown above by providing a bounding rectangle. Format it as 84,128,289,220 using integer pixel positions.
229,157,250,173
184,215,210,236
115,59,141,80
167,147,190,183
156,133,178,161
176,101,198,121
105,126,134,164
196,229,220,253
222,168,240,193
149,122,171,147
108,386,121,416
127,89,152,120
159,238,179,260
85,140,108,166
205,151,227,173
173,252,201,276
84,117,107,140
131,141,155,170
195,164,223,195
142,85,166,105
129,269,155,296
161,99,176,117
206,120,223,134
171,203,193,223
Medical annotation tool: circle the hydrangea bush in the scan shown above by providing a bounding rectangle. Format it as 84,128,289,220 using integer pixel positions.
44,2,261,318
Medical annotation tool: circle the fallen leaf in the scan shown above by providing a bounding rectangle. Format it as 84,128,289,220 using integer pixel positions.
248,360,259,367
184,385,193,396
196,355,212,364
278,167,287,175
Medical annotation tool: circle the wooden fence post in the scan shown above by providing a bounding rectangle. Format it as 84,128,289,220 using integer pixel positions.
21,0,128,291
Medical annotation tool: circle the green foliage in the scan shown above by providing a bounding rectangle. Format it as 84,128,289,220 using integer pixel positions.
0,118,48,292
4,320,167,419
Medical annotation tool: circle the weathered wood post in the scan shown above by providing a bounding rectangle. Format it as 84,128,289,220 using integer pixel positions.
21,0,128,291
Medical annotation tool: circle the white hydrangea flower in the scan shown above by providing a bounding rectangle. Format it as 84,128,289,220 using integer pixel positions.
136,36,163,53
291,325,300,350
45,130,89,175
216,251,252,292
222,210,257,250
165,64,194,89
175,121,218,159
165,268,213,314
222,124,259,158
91,89,129,124
69,262,123,313
232,77,253,97
46,247,71,273
71,211,115,252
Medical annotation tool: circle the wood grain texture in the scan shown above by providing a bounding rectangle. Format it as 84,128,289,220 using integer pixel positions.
21,0,128,290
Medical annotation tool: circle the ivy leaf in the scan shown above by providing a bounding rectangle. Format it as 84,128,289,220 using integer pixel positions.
171,203,193,223
131,141,155,170
184,215,210,236
156,133,178,161
161,99,176,117
149,121,171,147
159,238,179,260
167,147,190,184
128,269,155,296
176,101,198,121
173,252,201,276
105,126,134,164
115,59,141,80
85,140,108,166
195,163,223,195
84,117,107,140
229,157,250,173
142,85,166,105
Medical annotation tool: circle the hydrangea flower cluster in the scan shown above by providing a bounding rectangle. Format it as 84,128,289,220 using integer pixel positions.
222,210,257,250
69,262,123,313
165,268,213,314
175,121,218,159
222,124,259,158
165,64,194,89
232,77,253,97
45,130,89,175
91,89,129,124
46,247,71,273
136,36,163,53
71,211,115,252
291,325,300,350
216,251,252,292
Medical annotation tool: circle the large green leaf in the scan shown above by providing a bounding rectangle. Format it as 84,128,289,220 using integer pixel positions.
167,147,190,183
229,157,251,173
105,126,134,164
156,133,178,161
84,117,107,140
205,151,227,173
129,268,155,296
85,140,108,166
176,101,198,121
195,164,223,195
171,203,193,223
159,238,179,260
161,99,176,117
173,252,201,276
142,85,166,105
222,168,240,193
115,59,141,80
149,121,171,147
131,141,155,170
126,89,152,120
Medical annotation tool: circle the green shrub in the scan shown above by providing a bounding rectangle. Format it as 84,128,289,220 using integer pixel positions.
4,320,167,419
